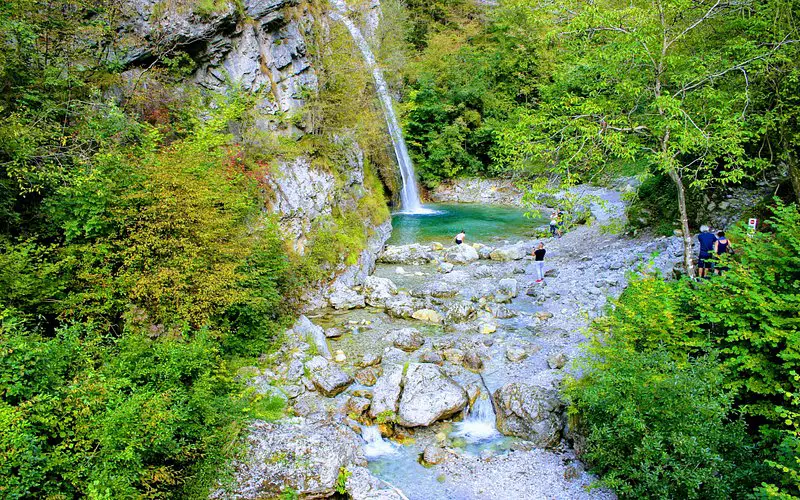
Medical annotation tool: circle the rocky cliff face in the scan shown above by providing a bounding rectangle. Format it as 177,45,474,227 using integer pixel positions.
119,0,392,285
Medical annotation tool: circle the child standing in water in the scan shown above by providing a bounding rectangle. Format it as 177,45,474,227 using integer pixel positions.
533,242,546,283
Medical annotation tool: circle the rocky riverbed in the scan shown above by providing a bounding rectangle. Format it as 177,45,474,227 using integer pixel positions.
214,186,685,499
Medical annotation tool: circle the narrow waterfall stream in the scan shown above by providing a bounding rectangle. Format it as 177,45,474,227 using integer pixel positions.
329,0,428,214
451,396,499,443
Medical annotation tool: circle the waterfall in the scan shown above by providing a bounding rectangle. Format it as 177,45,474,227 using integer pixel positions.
330,0,429,214
452,396,500,443
362,425,400,459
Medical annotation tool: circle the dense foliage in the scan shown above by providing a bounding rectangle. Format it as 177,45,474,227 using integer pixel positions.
566,203,800,498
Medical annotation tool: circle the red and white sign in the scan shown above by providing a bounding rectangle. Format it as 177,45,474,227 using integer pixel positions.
748,218,758,230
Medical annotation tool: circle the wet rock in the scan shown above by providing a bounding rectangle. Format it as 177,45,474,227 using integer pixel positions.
422,445,448,465
388,328,425,352
412,308,444,324
411,281,460,298
397,363,468,427
363,276,397,307
324,327,344,338
346,396,371,416
354,367,378,387
218,419,364,499
547,352,568,370
379,244,434,265
444,244,479,264
463,350,484,371
493,383,565,448
441,348,466,364
490,244,527,261
358,352,381,367
444,300,477,323
293,315,331,359
419,350,444,365
306,356,353,397
369,365,403,418
328,282,366,310
506,347,528,362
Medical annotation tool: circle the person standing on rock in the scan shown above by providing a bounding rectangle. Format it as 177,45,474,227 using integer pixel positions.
533,242,546,283
549,212,558,238
696,225,717,278
454,230,466,245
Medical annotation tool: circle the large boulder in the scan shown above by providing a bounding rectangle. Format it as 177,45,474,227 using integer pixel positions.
410,281,460,299
328,282,366,310
388,328,425,352
216,419,364,499
397,363,467,427
498,278,519,298
411,308,443,324
306,356,353,397
369,365,403,418
363,276,397,307
384,294,424,319
293,315,331,359
492,383,564,448
444,244,479,264
378,244,434,265
489,244,528,261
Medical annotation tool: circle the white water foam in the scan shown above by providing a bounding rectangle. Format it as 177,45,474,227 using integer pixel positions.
362,425,400,459
452,396,500,443
330,0,429,214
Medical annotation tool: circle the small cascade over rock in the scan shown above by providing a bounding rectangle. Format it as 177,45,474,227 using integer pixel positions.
452,395,500,443
329,0,429,214
362,425,400,459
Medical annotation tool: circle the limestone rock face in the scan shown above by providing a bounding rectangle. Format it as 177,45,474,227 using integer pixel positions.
293,315,331,359
493,383,564,448
397,363,467,427
306,356,353,397
444,244,479,264
216,419,365,499
379,244,434,265
363,276,398,307
369,365,404,418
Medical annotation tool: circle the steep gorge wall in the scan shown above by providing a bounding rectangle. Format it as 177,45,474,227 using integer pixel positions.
119,0,392,288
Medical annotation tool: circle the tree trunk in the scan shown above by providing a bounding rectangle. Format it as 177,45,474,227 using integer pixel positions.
667,167,694,276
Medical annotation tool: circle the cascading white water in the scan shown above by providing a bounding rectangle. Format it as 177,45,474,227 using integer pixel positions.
362,425,400,459
452,396,499,443
330,0,429,214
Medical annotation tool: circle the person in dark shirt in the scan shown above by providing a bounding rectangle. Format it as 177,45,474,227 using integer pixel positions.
696,225,717,278
713,231,732,275
533,242,546,283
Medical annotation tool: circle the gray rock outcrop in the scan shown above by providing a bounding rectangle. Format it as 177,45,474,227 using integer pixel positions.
493,383,564,448
397,363,467,427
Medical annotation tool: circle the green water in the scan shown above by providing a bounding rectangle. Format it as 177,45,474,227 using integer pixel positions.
388,203,546,245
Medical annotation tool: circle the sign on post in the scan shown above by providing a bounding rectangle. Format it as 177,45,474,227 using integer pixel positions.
748,218,758,233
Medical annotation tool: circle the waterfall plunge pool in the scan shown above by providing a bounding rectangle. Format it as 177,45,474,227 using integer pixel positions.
387,203,548,246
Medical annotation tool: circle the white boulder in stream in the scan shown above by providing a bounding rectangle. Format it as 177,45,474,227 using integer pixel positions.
444,244,479,264
362,275,397,307
217,419,365,499
328,282,365,309
378,244,434,265
397,363,468,427
493,383,565,448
